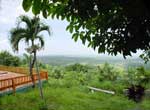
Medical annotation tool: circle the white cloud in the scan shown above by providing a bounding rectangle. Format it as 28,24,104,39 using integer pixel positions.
0,35,12,52
0,0,31,54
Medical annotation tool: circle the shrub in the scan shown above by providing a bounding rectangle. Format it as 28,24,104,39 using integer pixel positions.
125,66,150,102
125,66,150,86
50,67,64,79
65,63,90,73
0,51,21,66
97,63,119,81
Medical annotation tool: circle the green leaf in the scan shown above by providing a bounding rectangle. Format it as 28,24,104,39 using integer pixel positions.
72,33,78,42
66,15,70,22
51,13,56,19
22,0,33,12
56,14,60,19
98,46,105,53
67,23,74,33
61,15,65,20
88,42,92,47
69,26,73,33
66,25,70,31
82,38,86,44
42,9,47,18
87,35,91,42
80,32,86,44
32,0,41,15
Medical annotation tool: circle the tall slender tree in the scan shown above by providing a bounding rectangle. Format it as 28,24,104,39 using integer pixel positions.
9,15,50,87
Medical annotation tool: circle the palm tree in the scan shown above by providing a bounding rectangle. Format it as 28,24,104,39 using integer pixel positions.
9,15,50,88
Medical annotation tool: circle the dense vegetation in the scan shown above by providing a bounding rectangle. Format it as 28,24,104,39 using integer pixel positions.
1,61,150,110
47,63,150,90
0,51,150,109
0,51,21,66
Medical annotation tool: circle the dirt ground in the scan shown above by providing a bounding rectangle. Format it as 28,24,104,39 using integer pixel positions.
0,71,25,80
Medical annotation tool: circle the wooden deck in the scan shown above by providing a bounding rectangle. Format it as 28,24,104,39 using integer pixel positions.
0,66,48,94
0,71,25,80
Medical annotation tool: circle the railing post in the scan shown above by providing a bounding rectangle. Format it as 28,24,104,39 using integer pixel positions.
46,72,48,80
12,78,16,94
32,74,35,85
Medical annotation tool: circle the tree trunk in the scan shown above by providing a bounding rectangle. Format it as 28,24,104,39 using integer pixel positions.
33,50,44,99
29,54,35,88
28,40,36,88
35,58,44,99
30,51,37,88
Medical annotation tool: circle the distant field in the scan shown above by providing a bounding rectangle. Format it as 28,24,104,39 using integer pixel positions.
37,55,150,69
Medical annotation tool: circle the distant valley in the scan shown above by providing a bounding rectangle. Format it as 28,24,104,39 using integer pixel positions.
37,55,150,69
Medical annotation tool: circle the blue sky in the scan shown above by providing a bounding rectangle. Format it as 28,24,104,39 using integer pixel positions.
0,0,142,58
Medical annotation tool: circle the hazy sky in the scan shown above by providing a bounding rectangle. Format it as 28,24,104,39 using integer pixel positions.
0,0,142,58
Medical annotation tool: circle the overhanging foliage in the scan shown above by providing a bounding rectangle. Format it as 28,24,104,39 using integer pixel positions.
22,0,150,57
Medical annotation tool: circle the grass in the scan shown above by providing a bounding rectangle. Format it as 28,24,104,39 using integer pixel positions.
0,84,147,110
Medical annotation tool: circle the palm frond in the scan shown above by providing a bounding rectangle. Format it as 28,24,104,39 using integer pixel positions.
38,24,51,36
10,28,28,51
9,15,51,54
10,28,26,43
10,28,27,36
18,15,32,29
11,35,26,52
36,35,45,48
